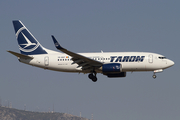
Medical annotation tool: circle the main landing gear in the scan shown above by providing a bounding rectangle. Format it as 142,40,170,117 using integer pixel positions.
88,72,97,82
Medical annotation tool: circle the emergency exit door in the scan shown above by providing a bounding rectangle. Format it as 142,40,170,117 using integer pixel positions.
44,56,49,66
148,54,153,63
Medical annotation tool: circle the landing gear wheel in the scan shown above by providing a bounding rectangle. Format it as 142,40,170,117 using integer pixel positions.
92,76,97,82
152,75,156,79
88,72,97,82
88,73,94,79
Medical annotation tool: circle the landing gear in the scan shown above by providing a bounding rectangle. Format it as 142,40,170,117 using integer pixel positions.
88,72,97,82
152,75,156,79
152,73,156,79
152,69,163,79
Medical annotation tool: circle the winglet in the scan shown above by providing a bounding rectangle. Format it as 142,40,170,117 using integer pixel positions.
51,35,64,50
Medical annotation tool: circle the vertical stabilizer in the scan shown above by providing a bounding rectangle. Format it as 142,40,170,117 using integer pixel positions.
12,20,47,55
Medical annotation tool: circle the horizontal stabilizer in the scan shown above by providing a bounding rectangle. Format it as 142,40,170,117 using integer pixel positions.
7,51,33,59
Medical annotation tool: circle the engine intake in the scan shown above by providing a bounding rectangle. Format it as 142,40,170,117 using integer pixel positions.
102,63,122,74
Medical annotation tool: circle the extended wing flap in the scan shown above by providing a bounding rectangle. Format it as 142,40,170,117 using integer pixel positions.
51,35,103,68
7,51,33,59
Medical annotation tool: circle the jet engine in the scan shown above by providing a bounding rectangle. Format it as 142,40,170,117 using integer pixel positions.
100,63,126,78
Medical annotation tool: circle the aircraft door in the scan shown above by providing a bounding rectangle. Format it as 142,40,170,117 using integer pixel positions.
148,54,153,63
44,56,49,66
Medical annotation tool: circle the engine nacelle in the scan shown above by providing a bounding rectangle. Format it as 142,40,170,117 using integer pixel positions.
101,63,126,78
102,63,122,74
106,72,126,78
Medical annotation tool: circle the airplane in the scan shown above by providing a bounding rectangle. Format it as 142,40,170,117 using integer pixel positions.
8,20,174,82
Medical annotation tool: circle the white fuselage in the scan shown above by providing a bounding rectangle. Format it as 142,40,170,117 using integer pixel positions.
19,52,174,74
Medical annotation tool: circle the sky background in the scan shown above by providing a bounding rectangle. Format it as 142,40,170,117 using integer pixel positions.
0,0,179,120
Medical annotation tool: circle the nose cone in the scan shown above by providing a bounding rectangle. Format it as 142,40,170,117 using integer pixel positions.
168,60,175,67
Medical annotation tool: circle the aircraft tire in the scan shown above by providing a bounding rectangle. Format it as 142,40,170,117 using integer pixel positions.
88,73,93,79
153,75,156,79
92,76,97,82
88,73,97,82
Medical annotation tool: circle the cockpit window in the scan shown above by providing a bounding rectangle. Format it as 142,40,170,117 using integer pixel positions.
158,57,166,59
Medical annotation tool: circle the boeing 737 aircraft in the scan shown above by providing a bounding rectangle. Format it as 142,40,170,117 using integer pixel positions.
8,20,174,82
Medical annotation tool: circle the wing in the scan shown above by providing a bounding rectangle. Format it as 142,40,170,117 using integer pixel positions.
51,35,103,70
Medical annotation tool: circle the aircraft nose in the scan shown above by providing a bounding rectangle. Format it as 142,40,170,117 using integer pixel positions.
168,60,175,67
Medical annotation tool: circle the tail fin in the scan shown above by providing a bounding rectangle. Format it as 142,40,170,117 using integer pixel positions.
12,20,47,55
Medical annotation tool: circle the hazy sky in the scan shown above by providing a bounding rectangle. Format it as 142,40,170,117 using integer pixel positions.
1,1,179,120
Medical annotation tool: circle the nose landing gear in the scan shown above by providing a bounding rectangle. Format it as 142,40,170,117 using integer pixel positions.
152,69,163,79
152,74,156,79
152,71,157,79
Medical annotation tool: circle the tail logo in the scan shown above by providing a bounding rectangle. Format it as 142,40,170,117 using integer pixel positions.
16,27,40,52
20,32,36,48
